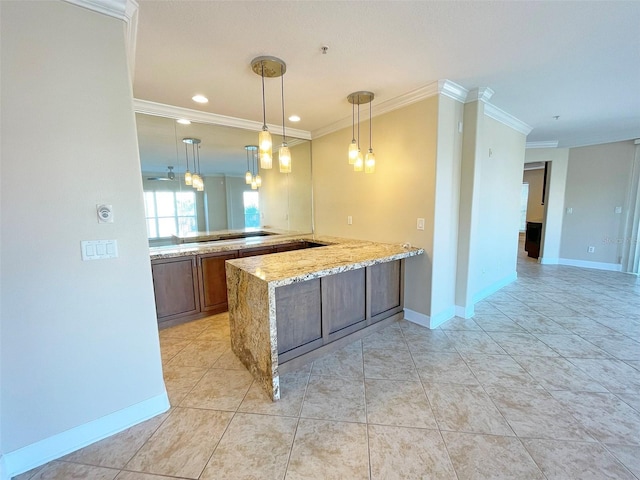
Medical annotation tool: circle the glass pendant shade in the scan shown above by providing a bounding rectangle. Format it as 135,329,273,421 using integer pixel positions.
197,181,204,192
251,178,258,190
245,170,253,184
348,141,358,165
191,173,201,189
354,150,364,172
255,175,262,187
259,130,272,167
365,150,376,174
185,170,192,186
279,145,292,173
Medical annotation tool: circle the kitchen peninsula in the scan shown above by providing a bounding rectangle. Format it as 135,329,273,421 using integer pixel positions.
224,236,424,400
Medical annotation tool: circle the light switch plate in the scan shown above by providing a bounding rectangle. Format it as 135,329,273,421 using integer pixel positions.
81,240,118,260
417,218,425,230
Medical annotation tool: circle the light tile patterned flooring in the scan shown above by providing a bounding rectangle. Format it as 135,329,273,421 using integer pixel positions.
16,251,640,479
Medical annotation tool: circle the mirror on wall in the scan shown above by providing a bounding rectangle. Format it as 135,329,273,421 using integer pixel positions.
135,113,313,245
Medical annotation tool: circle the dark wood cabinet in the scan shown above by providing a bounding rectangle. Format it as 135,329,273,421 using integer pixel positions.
151,256,200,323
198,251,238,314
276,279,323,359
322,268,366,339
370,261,402,318
239,246,275,257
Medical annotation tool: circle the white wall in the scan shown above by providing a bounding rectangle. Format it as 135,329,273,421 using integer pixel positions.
226,176,251,229
204,175,228,231
559,141,635,267
1,2,168,476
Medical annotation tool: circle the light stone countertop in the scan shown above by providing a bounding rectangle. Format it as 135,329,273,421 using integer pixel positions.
226,235,424,287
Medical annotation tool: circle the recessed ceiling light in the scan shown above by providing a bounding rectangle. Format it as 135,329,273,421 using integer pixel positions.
177,119,191,125
288,115,301,122
192,95,208,104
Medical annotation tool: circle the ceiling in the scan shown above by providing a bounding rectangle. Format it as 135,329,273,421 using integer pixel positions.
133,1,640,151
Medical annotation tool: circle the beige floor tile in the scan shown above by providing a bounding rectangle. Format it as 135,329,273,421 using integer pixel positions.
488,332,560,357
301,375,366,422
486,387,595,441
12,465,46,480
368,425,456,479
581,334,640,361
473,314,526,333
442,431,544,480
239,372,309,417
125,407,233,478
115,472,189,480
166,340,228,368
158,337,192,364
523,439,636,480
159,319,210,340
161,363,208,406
29,461,119,480
438,316,482,331
310,340,363,378
424,383,514,436
510,314,571,334
535,333,611,358
547,316,618,336
196,325,231,342
616,393,640,412
442,331,506,355
473,301,502,315
605,444,640,478
365,378,437,428
569,357,640,393
62,413,169,468
412,351,479,385
200,413,297,480
181,368,253,411
463,354,541,389
403,327,458,353
210,348,246,370
550,390,640,445
512,355,608,392
286,419,369,480
362,326,407,349
363,343,419,381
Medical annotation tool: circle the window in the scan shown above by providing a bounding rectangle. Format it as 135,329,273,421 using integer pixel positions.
144,190,197,238
520,183,529,232
243,191,260,228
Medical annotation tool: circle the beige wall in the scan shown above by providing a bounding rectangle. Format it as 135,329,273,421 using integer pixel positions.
225,176,251,229
204,176,229,231
523,168,545,222
1,0,167,471
313,97,439,315
560,140,635,265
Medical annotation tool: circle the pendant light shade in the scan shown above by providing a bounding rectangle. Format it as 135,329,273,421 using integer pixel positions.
245,145,260,188
279,145,291,173
183,138,203,188
347,91,375,174
255,175,262,187
183,140,193,186
259,130,272,168
245,145,254,184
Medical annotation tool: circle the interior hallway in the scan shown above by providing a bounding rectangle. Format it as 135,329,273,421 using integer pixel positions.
14,246,640,479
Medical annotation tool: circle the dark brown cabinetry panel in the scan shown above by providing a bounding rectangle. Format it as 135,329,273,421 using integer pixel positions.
151,257,200,321
370,261,402,317
198,251,238,314
275,279,322,358
239,246,275,257
322,268,366,339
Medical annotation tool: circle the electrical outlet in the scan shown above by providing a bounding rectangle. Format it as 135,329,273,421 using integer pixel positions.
566,207,573,214
615,206,622,214
417,218,425,230
588,246,595,253
347,216,352,225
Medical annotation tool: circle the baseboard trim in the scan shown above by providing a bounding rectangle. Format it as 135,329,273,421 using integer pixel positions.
455,304,475,319
472,272,518,304
557,258,622,272
0,454,8,480
4,392,170,479
404,307,455,329
539,257,559,265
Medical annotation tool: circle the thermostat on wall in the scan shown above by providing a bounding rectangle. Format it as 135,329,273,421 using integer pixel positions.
97,204,113,223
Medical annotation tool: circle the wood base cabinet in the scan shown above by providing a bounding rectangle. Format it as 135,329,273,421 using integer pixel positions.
151,257,200,323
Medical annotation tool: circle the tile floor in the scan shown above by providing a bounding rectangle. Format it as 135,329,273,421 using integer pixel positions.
15,247,640,479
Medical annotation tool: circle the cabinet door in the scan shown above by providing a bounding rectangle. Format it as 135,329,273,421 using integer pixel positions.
198,251,238,313
151,257,200,320
275,279,322,357
322,268,366,339
370,260,401,317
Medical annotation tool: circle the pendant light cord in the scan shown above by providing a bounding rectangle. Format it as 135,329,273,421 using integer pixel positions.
261,63,267,130
184,142,189,171
369,101,372,150
352,101,355,141
357,95,360,149
281,65,286,144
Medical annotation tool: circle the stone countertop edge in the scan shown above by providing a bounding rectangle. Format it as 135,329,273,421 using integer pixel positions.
226,237,424,286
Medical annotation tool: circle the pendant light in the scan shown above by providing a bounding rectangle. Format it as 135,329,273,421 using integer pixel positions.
365,99,376,174
245,145,253,185
195,143,204,191
177,123,192,186
278,63,292,173
348,100,358,164
183,138,203,190
347,91,374,173
251,56,289,171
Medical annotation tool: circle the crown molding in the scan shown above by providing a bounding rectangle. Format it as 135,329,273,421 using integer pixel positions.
558,130,640,149
133,99,312,140
526,141,559,149
467,87,495,103
64,0,129,21
484,102,533,136
438,80,469,103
